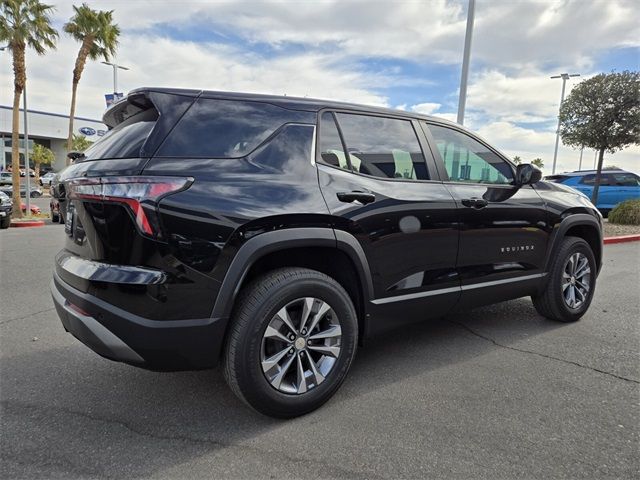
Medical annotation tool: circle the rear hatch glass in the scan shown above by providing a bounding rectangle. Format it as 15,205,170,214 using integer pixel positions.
82,107,157,160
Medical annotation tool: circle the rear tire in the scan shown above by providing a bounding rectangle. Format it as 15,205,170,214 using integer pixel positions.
223,267,358,418
532,237,596,322
51,210,59,223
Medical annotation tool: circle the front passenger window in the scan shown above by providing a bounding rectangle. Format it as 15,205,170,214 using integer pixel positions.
426,123,514,184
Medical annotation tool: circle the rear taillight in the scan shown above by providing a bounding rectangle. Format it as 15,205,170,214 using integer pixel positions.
68,176,191,238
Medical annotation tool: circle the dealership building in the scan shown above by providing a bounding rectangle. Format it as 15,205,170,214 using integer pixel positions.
0,105,106,173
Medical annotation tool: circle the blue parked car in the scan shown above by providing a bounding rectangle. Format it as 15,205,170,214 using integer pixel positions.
544,169,640,216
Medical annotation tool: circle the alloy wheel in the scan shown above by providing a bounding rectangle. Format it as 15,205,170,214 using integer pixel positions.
562,252,591,309
260,297,342,395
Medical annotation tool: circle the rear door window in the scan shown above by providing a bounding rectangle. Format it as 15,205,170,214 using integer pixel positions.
157,98,309,158
318,112,351,171
333,113,429,180
580,174,613,186
580,175,595,185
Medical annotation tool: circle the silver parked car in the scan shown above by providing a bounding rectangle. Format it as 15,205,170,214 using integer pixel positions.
40,172,57,186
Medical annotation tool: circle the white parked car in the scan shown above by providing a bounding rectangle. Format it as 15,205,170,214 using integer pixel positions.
40,172,57,186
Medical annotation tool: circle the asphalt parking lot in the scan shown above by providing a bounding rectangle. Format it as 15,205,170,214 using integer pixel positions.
1,224,638,479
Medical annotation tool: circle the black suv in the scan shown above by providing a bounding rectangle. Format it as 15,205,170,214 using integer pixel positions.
51,88,603,417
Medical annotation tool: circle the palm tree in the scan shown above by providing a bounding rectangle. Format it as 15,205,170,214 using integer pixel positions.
531,158,544,169
31,143,54,184
64,3,119,160
0,0,57,218
71,133,93,152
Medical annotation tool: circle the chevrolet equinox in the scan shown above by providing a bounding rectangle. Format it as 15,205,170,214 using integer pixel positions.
51,89,603,418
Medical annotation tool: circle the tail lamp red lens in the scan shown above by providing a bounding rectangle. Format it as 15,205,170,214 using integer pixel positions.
68,176,192,238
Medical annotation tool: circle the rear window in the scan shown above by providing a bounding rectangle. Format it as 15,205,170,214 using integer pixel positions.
83,108,157,160
156,98,308,158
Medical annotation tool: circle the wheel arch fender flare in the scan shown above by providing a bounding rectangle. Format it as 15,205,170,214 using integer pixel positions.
544,213,603,274
210,227,374,321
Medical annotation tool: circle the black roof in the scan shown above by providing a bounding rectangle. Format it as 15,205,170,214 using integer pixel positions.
125,86,457,125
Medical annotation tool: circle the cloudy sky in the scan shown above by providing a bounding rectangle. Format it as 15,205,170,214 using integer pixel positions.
1,0,638,173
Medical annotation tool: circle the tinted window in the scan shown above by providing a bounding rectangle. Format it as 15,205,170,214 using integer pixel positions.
334,113,428,180
83,108,157,160
610,172,640,186
318,112,350,170
581,174,614,186
544,175,570,183
158,99,304,158
580,175,595,185
427,124,513,184
250,124,314,174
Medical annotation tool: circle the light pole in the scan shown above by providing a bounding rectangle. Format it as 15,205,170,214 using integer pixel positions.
457,0,476,125
578,146,584,170
550,72,580,174
101,61,129,96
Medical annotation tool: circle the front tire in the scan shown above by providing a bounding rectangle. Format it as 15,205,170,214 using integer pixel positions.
532,237,597,322
0,216,10,229
224,267,358,418
51,210,59,223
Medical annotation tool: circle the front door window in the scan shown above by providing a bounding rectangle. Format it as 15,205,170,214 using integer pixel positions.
426,123,514,185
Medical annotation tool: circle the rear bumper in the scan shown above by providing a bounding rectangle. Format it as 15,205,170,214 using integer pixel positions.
51,272,228,371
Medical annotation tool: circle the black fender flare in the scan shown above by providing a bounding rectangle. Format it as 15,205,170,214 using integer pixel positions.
544,213,603,274
210,227,374,321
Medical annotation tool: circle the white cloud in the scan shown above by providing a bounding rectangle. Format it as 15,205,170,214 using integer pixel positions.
47,0,639,69
410,102,442,115
466,69,584,124
475,121,640,175
1,33,391,118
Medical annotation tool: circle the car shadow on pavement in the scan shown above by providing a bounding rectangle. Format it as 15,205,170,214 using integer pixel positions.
1,297,564,478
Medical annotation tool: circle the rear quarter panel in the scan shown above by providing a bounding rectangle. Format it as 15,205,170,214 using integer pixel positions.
146,123,331,289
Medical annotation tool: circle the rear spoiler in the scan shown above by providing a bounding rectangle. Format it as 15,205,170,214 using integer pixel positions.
100,89,201,158
102,92,156,129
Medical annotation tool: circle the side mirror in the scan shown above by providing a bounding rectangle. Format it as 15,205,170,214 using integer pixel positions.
516,163,542,186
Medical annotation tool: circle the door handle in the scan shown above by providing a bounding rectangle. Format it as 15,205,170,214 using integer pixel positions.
461,197,488,209
337,191,376,205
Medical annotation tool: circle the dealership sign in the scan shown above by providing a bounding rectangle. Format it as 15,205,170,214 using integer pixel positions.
105,92,124,108
79,127,96,136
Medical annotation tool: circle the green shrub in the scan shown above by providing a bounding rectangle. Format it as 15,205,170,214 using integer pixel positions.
608,199,640,225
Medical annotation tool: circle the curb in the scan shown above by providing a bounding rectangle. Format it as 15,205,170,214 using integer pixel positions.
10,220,45,228
603,234,640,245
